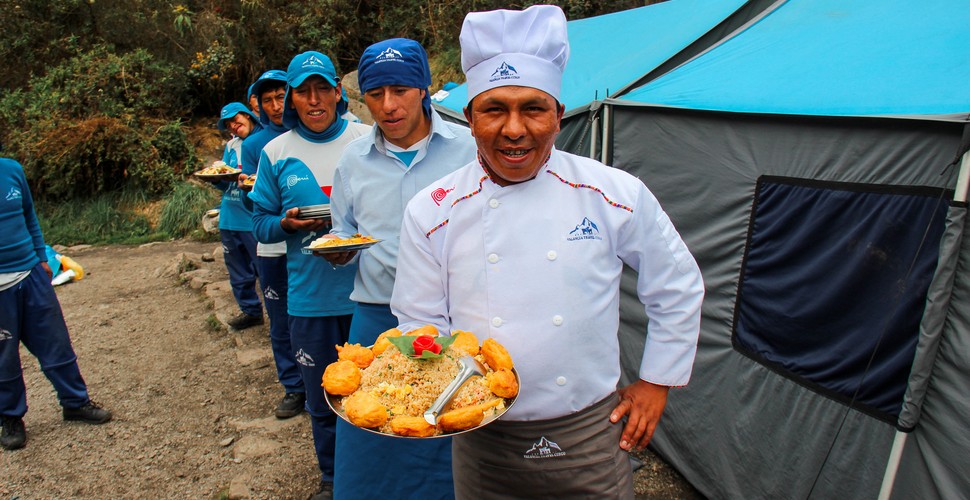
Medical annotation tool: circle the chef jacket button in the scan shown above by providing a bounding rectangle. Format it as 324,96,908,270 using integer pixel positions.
546,251,557,260
488,253,499,264
489,198,500,209
552,315,563,326
556,376,567,386
491,317,503,327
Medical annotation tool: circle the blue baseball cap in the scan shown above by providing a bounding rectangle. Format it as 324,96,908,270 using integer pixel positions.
217,102,258,132
286,51,339,89
283,51,341,130
250,69,287,126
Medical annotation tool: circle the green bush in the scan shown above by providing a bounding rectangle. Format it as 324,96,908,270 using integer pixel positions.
36,191,161,246
158,182,221,239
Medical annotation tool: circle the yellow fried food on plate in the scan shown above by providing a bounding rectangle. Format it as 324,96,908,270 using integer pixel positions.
322,359,361,396
406,324,439,337
438,399,503,433
343,392,388,429
481,338,514,371
389,416,437,437
487,368,519,398
336,342,374,369
372,327,403,357
450,330,480,356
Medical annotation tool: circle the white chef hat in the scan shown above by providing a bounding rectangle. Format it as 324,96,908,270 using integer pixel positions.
460,4,570,102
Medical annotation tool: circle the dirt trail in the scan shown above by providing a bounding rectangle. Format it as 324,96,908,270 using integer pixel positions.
0,240,700,499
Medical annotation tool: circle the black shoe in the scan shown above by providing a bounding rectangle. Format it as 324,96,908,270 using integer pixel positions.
63,402,112,424
308,480,333,500
275,392,306,419
1,416,26,450
228,313,264,330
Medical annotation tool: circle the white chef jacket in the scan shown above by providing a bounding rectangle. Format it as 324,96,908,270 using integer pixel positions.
391,148,704,421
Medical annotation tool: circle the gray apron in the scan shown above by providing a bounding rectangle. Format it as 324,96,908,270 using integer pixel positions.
452,393,634,499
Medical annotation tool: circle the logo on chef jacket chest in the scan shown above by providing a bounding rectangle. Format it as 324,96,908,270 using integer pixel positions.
566,217,602,242
523,436,566,459
286,174,310,189
5,187,21,201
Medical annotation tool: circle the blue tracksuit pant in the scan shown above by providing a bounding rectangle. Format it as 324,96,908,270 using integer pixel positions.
333,303,455,499
220,229,261,317
289,314,351,481
256,255,302,393
0,264,90,417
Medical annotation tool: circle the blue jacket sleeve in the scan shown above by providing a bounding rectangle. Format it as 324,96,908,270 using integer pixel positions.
248,150,290,244
19,168,47,262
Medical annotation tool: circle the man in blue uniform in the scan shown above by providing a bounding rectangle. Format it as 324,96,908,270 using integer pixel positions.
247,51,371,500
1,158,112,451
323,38,477,499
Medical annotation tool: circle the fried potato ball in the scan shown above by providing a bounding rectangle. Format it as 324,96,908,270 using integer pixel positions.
438,399,503,433
450,330,480,356
389,416,437,437
481,338,514,371
487,368,519,398
336,342,375,369
322,359,361,396
372,327,403,357
406,324,439,337
344,392,388,429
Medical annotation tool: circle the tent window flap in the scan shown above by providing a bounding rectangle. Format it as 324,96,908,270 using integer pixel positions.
732,176,948,421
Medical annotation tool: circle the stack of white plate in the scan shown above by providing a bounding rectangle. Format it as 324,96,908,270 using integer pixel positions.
296,204,331,221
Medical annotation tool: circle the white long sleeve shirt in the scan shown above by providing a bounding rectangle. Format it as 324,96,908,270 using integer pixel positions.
391,148,704,420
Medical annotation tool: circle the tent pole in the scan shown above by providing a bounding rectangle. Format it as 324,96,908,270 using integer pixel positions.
877,149,970,500
601,103,611,165
877,432,908,500
954,149,970,203
590,113,600,160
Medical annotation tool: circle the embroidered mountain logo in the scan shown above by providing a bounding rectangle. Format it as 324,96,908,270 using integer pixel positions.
524,436,565,459
295,349,315,367
0,328,12,341
301,55,328,68
264,287,280,301
489,62,520,82
567,217,602,241
431,186,454,206
375,47,403,63
6,187,21,201
222,244,230,254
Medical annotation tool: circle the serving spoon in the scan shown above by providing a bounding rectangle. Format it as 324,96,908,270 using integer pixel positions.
423,355,487,426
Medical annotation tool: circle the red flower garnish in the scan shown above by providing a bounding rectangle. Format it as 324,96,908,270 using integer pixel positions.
412,335,441,356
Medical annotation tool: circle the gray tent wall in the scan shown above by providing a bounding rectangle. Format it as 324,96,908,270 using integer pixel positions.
605,104,970,499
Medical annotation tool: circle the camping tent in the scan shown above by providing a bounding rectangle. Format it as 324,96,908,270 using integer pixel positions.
431,0,776,156
600,0,970,498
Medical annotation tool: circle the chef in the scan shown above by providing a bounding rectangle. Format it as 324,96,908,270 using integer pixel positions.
390,5,705,498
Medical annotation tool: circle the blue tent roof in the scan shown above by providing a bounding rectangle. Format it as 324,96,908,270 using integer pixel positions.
620,0,970,120
432,0,750,118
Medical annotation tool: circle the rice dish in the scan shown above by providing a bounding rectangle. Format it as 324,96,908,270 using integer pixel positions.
332,339,511,436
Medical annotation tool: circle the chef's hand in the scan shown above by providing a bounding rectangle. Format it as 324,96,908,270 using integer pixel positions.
280,207,328,233
610,380,670,451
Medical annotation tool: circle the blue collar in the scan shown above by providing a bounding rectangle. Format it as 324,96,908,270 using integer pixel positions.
294,117,347,143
